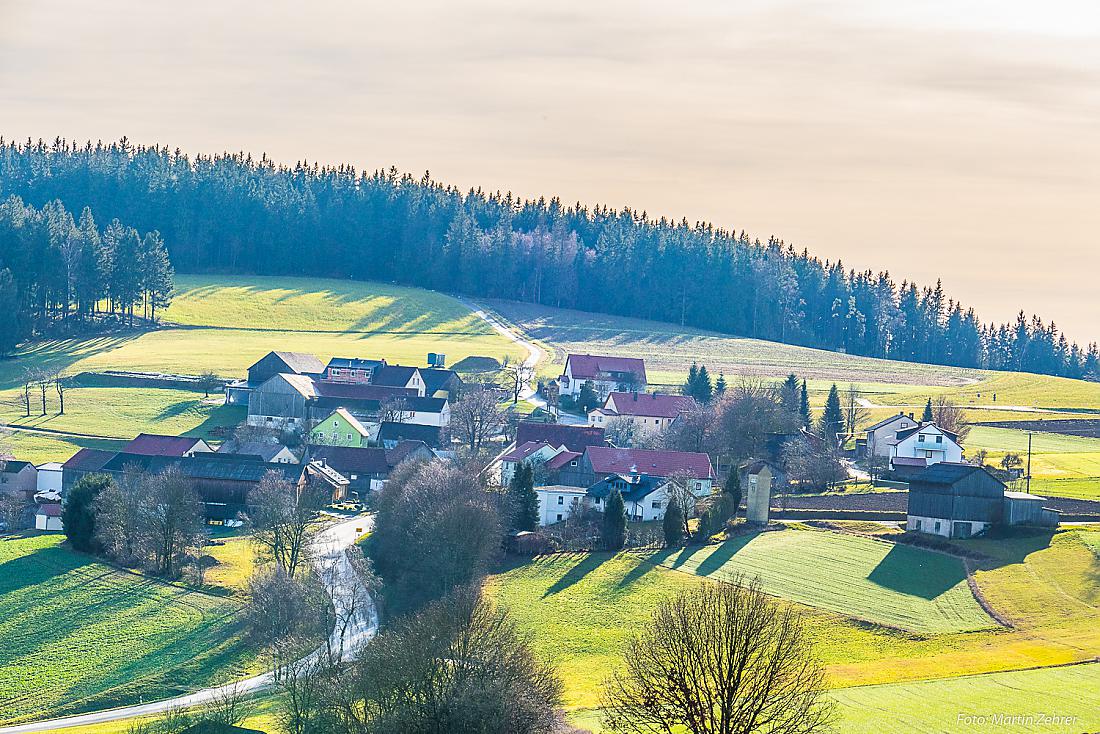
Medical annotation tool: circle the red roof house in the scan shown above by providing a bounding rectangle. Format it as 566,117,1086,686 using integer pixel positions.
122,434,213,458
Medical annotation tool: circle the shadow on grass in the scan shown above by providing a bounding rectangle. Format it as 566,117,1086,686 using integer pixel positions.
616,549,675,589
542,553,609,597
694,534,758,577
867,544,967,599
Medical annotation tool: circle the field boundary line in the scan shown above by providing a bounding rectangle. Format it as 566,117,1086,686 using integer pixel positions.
827,657,1100,693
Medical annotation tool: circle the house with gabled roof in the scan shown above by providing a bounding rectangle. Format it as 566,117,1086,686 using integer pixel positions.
863,411,918,458
217,439,298,464
557,354,647,399
310,408,373,448
308,440,433,495
227,351,325,405
889,422,963,470
588,391,693,435
515,422,607,453
558,446,714,492
1,460,38,500
499,441,571,485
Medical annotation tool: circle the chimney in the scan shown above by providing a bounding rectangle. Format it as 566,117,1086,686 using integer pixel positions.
633,391,638,401
909,412,914,419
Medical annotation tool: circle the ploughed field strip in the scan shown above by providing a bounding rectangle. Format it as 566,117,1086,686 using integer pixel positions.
0,535,257,725
652,529,996,634
776,491,1100,516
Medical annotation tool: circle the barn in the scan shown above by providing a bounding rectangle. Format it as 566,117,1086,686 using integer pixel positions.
906,462,1005,539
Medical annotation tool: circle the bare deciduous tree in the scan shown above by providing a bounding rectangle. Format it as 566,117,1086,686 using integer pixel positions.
247,471,327,578
931,395,971,443
449,385,507,456
843,383,869,437
501,355,536,405
0,493,26,533
603,578,834,734
144,466,204,577
203,681,255,727
378,395,413,424
52,369,68,415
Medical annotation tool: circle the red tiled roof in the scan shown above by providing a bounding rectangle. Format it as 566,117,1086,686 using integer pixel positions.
515,422,607,453
564,354,647,383
544,450,582,470
122,434,204,457
501,441,552,463
38,503,62,517
62,448,117,471
603,392,693,419
585,446,714,480
313,382,417,401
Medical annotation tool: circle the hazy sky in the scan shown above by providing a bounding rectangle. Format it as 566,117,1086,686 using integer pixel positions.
2,0,1098,341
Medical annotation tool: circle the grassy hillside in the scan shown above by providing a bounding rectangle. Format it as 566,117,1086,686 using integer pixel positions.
651,528,994,634
0,275,524,464
0,534,261,725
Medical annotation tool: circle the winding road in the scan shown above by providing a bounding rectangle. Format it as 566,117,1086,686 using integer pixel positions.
0,515,377,734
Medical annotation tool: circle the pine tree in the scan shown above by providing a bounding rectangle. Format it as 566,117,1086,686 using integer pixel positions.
780,373,801,416
722,471,742,520
696,365,713,403
714,372,727,396
507,462,539,532
662,497,684,547
578,380,600,414
63,473,113,552
799,379,812,427
820,384,844,446
922,398,934,423
684,362,699,398
602,489,627,551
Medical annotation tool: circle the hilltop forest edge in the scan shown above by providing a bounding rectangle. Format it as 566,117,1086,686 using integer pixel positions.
0,136,1094,381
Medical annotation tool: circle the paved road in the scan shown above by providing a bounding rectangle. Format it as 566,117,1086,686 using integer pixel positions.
0,515,377,734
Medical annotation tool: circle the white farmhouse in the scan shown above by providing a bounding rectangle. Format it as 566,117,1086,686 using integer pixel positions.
557,354,647,399
535,485,590,526
588,392,693,436
889,423,963,470
863,411,917,458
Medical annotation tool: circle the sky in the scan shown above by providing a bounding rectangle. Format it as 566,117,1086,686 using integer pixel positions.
1,0,1098,341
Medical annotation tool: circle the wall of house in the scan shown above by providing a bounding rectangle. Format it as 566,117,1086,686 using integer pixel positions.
1,467,38,498
893,430,963,466
247,378,309,427
907,514,989,538
37,469,62,493
866,416,915,457
537,490,587,526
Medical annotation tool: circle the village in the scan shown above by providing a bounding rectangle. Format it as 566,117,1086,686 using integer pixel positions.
2,347,1065,546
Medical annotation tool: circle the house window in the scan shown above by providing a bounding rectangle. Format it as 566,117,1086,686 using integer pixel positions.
934,521,941,532
333,420,339,427
317,432,325,441
556,513,563,522
695,481,702,491
347,433,353,441
935,436,943,444
350,474,358,480
570,460,578,467
918,434,926,442
925,450,934,458
651,501,662,509
595,497,602,504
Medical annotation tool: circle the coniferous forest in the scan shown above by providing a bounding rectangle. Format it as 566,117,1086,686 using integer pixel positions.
0,137,1093,379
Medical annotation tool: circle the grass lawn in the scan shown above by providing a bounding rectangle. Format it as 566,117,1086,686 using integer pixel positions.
0,533,262,725
2,431,126,465
966,426,1100,500
651,527,994,634
832,663,1100,733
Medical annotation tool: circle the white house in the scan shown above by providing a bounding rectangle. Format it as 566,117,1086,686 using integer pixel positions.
35,503,63,531
557,354,647,399
36,462,64,494
500,441,571,485
889,423,963,470
863,412,917,458
588,392,693,435
535,485,590,526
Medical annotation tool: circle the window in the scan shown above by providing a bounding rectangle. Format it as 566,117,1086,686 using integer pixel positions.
317,432,325,441
651,501,662,509
918,434,926,442
695,481,702,491
934,521,941,532
347,433,353,441
556,514,563,522
570,460,578,467
350,474,358,480
595,497,602,504
935,435,943,444
557,496,564,505
925,450,934,458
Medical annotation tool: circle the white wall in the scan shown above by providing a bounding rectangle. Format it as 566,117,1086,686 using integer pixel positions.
893,426,963,466
536,489,587,526
36,468,62,493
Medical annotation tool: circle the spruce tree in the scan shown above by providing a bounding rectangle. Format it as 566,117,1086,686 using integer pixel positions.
684,362,699,398
799,379,812,427
603,489,627,551
662,497,684,547
508,462,539,532
820,384,844,446
696,365,713,403
922,398,934,423
578,380,600,414
63,473,113,552
780,373,801,416
714,372,727,396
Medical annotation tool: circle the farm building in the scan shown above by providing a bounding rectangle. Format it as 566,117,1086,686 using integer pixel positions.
557,446,714,491
122,433,214,457
1,460,38,500
36,462,64,494
35,503,63,531
216,439,298,464
226,351,325,405
308,441,433,496
377,421,442,449
556,354,647,399
1003,491,1061,527
61,448,117,494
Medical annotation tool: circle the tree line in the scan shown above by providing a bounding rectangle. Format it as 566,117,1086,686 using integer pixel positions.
0,137,1092,379
0,192,174,353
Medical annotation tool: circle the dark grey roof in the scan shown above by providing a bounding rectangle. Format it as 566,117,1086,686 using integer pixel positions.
269,351,325,375
100,452,303,483
218,440,293,462
326,357,386,371
587,473,666,502
911,462,986,486
1,460,34,473
420,368,462,394
407,397,447,413
865,412,911,432
371,365,418,387
377,422,442,447
895,423,960,443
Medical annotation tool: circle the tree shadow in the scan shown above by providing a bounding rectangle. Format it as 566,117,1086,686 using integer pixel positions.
866,544,967,599
616,549,674,588
0,334,144,390
694,534,758,577
542,553,609,597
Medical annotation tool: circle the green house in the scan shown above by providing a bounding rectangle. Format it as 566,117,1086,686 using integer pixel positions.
310,407,372,447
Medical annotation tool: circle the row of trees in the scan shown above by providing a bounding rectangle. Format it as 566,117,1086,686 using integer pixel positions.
0,193,174,353
0,137,1092,378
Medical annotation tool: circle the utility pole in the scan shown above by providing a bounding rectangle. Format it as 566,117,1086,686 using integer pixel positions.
1026,431,1033,494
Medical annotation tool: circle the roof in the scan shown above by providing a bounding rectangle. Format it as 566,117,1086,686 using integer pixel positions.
385,440,433,467
313,382,416,402
588,473,668,502
326,357,386,372
585,446,714,479
501,441,553,463
741,459,779,475
407,397,447,413
370,365,419,387
604,392,693,419
910,462,988,486
516,422,606,453
273,373,319,398
420,368,461,395
544,450,582,470
894,422,960,443
217,440,292,462
37,462,64,472
891,456,928,468
535,484,588,495
122,434,205,457
321,408,371,437
377,422,442,448
265,351,324,375
37,503,62,517
309,445,390,474
63,448,117,472
1004,491,1048,501
866,411,913,432
100,452,303,483
1,460,34,473
565,354,647,382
